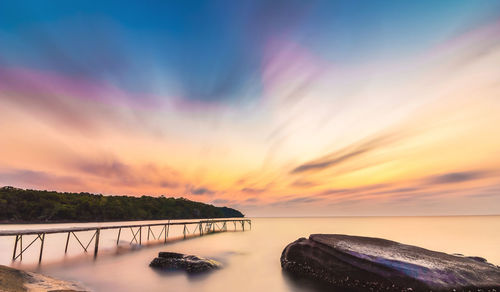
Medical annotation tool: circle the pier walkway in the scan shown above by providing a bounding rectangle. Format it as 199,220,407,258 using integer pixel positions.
0,218,251,263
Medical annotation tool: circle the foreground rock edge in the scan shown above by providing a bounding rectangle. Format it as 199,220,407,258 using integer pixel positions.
280,234,500,292
0,265,87,292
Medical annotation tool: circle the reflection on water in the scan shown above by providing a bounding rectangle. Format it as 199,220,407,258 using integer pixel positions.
1,216,499,291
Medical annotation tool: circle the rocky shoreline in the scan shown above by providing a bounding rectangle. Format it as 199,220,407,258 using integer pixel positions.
281,234,500,292
0,265,87,292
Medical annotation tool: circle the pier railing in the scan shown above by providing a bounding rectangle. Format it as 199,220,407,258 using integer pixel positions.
0,218,251,263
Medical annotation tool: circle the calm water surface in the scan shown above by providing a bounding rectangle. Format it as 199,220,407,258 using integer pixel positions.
1,216,499,291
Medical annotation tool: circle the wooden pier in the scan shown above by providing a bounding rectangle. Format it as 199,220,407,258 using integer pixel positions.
0,218,251,263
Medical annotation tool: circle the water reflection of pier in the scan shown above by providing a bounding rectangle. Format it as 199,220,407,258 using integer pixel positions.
0,218,251,263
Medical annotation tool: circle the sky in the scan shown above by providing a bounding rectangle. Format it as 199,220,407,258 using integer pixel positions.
1,1,500,216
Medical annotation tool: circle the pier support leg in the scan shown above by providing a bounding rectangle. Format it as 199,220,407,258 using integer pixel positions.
183,224,186,239
117,228,121,245
19,235,22,261
164,225,167,243
39,233,45,264
139,227,142,245
12,235,19,261
65,232,70,253
94,229,100,259
242,221,245,231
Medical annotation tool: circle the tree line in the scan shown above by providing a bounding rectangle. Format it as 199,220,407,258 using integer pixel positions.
0,186,244,223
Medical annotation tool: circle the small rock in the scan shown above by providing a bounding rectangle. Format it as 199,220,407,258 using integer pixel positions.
150,252,221,273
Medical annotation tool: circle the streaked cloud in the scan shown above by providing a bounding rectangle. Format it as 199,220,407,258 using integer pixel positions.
0,169,82,189
241,188,266,194
426,171,489,185
290,133,401,174
190,187,216,196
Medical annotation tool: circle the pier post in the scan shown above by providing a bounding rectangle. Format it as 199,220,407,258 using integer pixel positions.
147,226,150,241
242,221,245,231
164,224,167,243
94,229,100,258
183,224,186,239
12,235,18,261
19,235,23,260
166,221,170,238
65,232,70,253
139,227,142,245
117,228,121,245
39,233,45,264
199,223,202,236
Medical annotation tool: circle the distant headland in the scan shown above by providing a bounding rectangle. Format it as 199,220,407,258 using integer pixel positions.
0,186,244,223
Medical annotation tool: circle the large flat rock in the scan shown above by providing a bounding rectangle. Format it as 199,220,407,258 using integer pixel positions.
281,234,500,291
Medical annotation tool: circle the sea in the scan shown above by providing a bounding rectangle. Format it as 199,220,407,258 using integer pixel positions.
0,216,499,291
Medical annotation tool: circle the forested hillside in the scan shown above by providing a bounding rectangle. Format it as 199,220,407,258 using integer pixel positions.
0,186,243,223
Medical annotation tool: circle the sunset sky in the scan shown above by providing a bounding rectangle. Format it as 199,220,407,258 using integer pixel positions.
1,1,500,216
